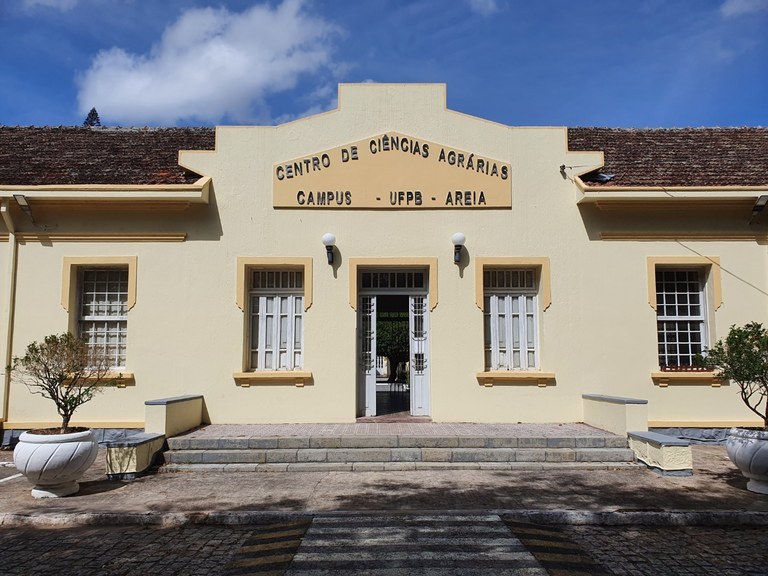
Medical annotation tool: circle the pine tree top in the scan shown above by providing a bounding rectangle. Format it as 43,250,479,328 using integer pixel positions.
83,107,101,127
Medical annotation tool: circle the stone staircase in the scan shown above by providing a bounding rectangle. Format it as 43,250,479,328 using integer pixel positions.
162,425,636,472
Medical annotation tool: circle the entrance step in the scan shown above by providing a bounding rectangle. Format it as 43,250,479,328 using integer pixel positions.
162,434,636,472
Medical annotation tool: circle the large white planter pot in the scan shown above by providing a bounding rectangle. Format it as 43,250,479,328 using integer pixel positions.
13,428,99,498
726,427,768,495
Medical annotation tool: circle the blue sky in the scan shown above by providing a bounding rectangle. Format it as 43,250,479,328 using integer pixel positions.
1,0,767,127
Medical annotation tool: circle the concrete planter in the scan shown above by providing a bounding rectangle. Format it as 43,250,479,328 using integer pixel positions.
13,428,99,498
726,427,768,495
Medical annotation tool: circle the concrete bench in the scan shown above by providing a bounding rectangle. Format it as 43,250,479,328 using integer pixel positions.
628,431,692,476
582,394,648,436
145,394,204,437
106,432,166,480
106,394,205,480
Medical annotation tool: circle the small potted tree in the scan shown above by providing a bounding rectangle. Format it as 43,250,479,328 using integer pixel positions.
9,332,115,498
701,322,768,494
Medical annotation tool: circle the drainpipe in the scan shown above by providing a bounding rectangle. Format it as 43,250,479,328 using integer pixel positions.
1,199,19,424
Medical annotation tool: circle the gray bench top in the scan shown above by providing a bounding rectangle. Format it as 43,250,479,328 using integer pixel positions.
106,432,165,448
145,394,204,406
628,431,690,447
582,394,648,405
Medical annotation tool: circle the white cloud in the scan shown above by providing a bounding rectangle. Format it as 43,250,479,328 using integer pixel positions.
466,0,500,17
273,82,338,124
720,0,768,17
76,0,340,125
23,0,78,10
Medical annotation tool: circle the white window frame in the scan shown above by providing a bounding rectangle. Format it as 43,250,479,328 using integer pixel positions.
483,269,539,371
248,270,304,371
78,267,128,370
656,268,708,369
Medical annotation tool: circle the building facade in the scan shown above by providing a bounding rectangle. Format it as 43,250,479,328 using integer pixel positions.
1,84,767,433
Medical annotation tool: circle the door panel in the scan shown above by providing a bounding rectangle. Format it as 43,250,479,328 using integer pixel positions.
360,295,377,417
409,295,429,416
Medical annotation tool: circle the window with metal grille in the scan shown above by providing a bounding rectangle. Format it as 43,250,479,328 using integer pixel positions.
78,268,128,369
249,270,304,370
656,269,707,369
483,269,538,370
361,271,425,290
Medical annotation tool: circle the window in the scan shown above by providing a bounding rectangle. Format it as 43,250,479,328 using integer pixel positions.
248,270,304,371
78,268,128,369
483,269,538,370
656,269,707,369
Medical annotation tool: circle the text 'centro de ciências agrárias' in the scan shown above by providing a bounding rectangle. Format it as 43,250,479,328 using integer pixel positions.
272,133,511,209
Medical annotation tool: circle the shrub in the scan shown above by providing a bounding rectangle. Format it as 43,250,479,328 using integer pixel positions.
9,332,116,432
701,322,768,429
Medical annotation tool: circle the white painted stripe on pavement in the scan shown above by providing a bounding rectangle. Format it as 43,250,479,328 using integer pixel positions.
297,537,518,546
286,514,548,576
294,552,539,562
0,473,22,483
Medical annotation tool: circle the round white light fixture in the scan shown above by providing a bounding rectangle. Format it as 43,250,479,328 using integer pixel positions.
322,233,336,265
452,232,466,264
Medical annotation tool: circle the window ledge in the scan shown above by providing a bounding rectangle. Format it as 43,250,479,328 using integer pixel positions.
233,371,313,387
76,372,135,388
651,371,723,387
476,371,556,387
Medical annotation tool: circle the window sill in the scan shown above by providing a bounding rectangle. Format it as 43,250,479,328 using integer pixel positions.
76,372,135,388
651,371,723,387
233,371,313,387
476,371,556,387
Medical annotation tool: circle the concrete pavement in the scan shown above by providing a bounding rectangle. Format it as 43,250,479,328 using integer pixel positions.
2,444,768,575
1,445,767,525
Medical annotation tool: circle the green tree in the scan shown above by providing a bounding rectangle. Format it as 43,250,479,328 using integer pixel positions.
83,107,101,127
9,333,116,432
377,318,409,382
701,322,768,428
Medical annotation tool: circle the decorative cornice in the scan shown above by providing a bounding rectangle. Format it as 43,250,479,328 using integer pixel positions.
18,232,186,243
348,257,438,311
602,232,768,241
576,176,766,208
0,176,211,205
647,256,722,311
651,371,723,387
233,371,313,387
476,371,556,387
474,257,551,311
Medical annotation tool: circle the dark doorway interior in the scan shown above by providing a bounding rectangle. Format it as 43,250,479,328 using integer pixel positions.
375,294,410,416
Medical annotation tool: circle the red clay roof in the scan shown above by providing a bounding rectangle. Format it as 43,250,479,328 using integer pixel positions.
1,126,767,188
568,127,768,187
0,126,215,185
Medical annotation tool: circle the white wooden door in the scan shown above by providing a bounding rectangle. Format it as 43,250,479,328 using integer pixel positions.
360,295,377,417
409,295,430,416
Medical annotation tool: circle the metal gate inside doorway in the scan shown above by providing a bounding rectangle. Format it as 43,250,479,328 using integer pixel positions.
357,270,430,417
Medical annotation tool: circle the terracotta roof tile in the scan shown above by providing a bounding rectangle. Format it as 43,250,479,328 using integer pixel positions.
2,126,766,188
0,126,215,185
568,127,768,187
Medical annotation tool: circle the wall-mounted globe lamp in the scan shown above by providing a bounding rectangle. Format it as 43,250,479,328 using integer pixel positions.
451,232,466,264
322,233,336,265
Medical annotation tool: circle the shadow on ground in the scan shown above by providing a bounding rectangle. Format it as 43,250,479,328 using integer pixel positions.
2,446,767,516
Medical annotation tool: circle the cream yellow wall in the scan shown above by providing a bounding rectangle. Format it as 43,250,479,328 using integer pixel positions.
4,83,767,427
0,232,12,424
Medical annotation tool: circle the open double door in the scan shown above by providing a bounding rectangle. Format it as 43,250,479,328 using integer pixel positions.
357,270,430,417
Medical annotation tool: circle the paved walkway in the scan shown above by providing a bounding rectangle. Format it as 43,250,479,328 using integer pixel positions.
1,444,767,522
2,434,768,575
180,422,608,437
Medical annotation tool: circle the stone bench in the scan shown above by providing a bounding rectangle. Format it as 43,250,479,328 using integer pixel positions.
106,394,205,480
582,394,648,436
106,432,166,480
628,431,692,476
145,394,205,437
